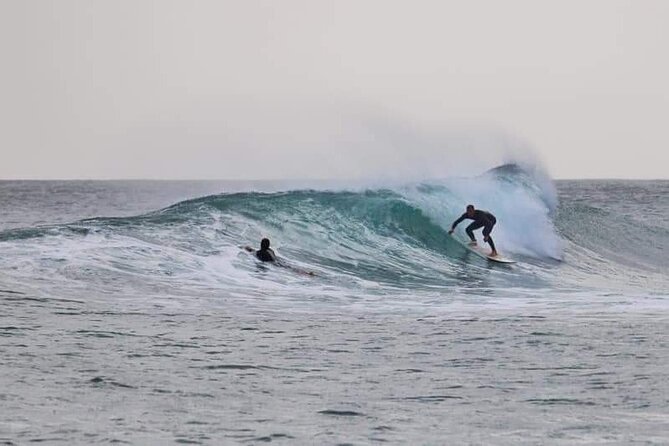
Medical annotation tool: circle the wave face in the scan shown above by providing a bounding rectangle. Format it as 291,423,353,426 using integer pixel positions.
0,168,666,310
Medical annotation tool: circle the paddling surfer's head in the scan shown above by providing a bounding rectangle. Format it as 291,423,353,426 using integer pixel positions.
466,204,475,217
260,238,271,250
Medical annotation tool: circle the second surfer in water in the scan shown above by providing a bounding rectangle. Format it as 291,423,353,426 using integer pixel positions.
244,238,315,276
246,237,277,262
448,204,498,257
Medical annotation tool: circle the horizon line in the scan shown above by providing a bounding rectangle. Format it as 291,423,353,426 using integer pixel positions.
0,177,667,182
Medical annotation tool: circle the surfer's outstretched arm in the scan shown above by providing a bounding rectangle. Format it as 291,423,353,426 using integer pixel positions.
448,213,468,233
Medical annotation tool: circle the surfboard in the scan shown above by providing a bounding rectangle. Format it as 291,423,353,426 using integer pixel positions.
451,235,516,264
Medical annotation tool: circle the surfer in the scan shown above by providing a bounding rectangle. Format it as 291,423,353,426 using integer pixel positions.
448,204,498,257
243,238,316,276
244,238,277,262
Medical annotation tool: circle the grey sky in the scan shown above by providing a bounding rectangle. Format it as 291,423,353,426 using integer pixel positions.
1,0,667,180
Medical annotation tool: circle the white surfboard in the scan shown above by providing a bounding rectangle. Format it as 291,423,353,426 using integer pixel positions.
452,235,516,264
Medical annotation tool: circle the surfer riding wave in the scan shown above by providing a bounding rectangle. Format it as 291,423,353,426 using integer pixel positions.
448,204,498,257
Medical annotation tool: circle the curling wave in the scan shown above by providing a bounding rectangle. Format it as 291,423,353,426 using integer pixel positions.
0,165,666,304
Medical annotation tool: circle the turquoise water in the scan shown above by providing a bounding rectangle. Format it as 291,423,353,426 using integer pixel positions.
0,169,667,444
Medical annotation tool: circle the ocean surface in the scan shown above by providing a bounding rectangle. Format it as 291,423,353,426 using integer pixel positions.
1,167,668,444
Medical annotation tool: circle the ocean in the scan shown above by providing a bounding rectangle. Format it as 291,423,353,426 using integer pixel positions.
1,167,667,444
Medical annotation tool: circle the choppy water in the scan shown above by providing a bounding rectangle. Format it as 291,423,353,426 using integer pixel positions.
1,168,668,444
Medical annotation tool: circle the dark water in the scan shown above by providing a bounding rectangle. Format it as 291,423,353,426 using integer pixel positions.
1,173,667,444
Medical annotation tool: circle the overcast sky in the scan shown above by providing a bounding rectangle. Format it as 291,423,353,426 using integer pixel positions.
1,0,667,180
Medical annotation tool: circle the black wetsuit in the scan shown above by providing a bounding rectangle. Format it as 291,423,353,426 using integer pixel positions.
256,248,277,262
451,210,497,252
